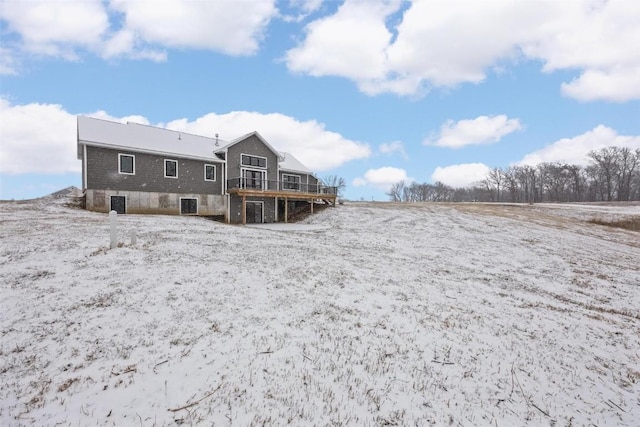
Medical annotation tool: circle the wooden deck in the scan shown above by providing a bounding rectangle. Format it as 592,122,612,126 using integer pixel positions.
228,188,337,224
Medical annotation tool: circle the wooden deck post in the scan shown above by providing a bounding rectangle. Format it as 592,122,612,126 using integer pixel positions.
284,197,288,223
241,195,246,225
311,200,314,214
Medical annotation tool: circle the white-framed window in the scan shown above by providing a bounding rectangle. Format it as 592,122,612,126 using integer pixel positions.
118,153,135,175
241,154,267,168
204,164,216,181
180,197,198,215
241,168,266,189
282,174,301,191
165,159,178,178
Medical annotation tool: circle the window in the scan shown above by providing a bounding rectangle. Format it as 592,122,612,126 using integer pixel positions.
241,154,267,168
110,196,126,214
119,154,135,175
242,169,266,189
204,164,216,181
282,174,301,191
165,159,178,178
180,198,198,214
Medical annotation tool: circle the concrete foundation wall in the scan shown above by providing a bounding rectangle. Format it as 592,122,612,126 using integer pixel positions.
86,189,226,216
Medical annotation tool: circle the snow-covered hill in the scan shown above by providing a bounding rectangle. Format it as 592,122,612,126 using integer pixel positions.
1,199,638,425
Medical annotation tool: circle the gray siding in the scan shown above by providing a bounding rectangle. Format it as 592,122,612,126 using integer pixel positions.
85,146,224,195
226,135,278,186
228,195,276,224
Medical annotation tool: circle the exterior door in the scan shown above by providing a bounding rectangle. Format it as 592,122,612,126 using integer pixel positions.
110,196,126,214
246,202,263,223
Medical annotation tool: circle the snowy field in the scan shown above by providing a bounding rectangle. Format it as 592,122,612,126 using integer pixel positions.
1,198,639,426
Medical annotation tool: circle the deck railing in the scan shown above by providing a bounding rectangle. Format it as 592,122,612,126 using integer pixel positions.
227,178,337,195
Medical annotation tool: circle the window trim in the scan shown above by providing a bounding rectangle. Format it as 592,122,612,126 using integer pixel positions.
164,159,178,178
241,167,267,189
204,164,216,182
241,153,267,169
179,197,198,215
118,153,135,175
282,173,301,191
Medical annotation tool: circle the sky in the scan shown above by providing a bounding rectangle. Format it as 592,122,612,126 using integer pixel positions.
1,0,639,201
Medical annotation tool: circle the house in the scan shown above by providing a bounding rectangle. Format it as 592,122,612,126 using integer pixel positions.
76,116,336,224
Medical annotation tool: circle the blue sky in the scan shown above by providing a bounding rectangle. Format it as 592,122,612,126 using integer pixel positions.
1,0,639,201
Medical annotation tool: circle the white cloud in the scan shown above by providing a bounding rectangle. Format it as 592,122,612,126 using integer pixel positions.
518,125,640,166
0,47,19,75
560,67,640,102
0,0,278,70
100,29,167,62
352,166,411,191
108,0,278,56
0,99,370,175
379,140,407,158
285,0,640,101
283,0,324,22
88,111,151,126
289,0,323,14
285,0,400,82
0,100,154,175
0,98,79,174
0,0,109,57
427,115,521,148
162,112,370,171
431,163,491,188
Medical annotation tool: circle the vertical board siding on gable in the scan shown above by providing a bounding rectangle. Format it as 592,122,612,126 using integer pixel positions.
85,146,223,195
226,135,278,183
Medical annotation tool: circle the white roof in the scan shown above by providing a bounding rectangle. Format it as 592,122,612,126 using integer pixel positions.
279,152,312,174
76,116,315,175
214,130,282,159
77,116,228,161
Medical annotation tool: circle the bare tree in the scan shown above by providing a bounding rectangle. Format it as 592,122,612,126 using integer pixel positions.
485,167,504,202
503,167,521,202
323,175,346,198
631,149,640,200
386,180,405,202
565,164,584,202
616,147,639,201
515,165,538,203
588,147,620,201
385,147,640,203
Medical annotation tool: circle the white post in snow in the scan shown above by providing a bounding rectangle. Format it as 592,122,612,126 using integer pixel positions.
109,210,117,249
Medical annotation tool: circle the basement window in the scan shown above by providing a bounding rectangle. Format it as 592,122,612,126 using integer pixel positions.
118,154,135,175
180,198,198,215
165,159,178,178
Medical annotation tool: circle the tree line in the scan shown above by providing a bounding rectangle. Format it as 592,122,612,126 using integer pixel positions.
387,147,640,203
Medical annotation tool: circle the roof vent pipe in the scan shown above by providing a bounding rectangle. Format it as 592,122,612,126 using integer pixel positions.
215,133,219,146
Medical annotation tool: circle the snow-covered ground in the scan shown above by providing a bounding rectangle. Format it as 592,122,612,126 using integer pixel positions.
1,198,638,426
